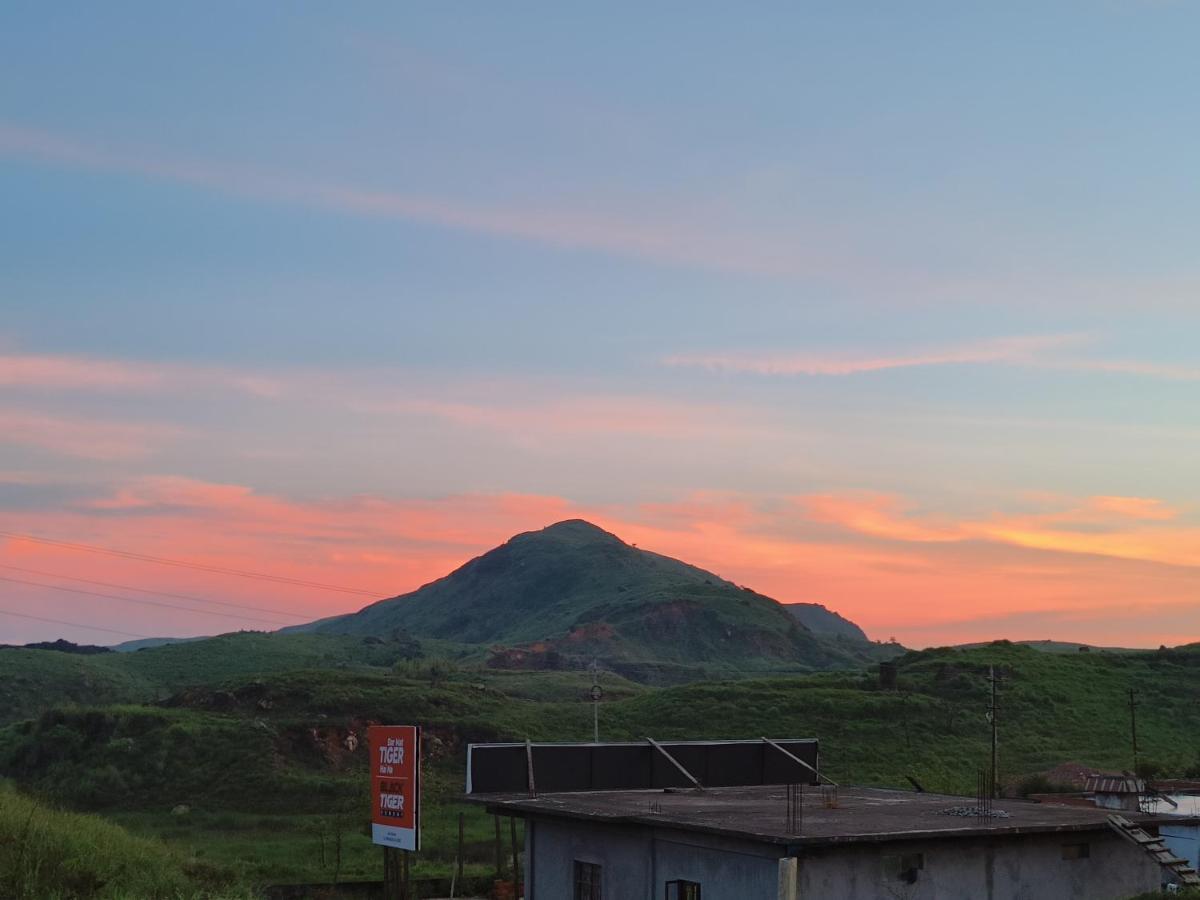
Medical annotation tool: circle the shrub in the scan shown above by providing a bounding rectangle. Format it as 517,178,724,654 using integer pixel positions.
0,781,249,898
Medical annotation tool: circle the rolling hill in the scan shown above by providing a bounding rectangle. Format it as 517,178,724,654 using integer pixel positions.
785,602,870,641
292,519,894,678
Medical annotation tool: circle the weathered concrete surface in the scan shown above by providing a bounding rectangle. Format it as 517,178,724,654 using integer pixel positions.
794,832,1158,900
527,818,780,900
478,785,1197,847
492,786,1182,899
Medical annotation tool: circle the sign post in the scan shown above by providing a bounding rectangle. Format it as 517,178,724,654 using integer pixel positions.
370,724,421,899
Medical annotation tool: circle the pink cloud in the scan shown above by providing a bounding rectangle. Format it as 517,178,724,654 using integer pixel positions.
0,410,183,460
0,354,165,391
0,351,282,397
662,334,1088,376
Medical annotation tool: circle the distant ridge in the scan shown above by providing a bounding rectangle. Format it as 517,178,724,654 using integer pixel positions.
288,519,894,677
785,603,870,642
110,636,207,653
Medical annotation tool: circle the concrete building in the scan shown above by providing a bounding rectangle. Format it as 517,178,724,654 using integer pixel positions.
475,784,1199,899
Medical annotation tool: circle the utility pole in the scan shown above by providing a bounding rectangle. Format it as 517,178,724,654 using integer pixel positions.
590,659,602,743
1129,688,1140,774
986,666,1000,798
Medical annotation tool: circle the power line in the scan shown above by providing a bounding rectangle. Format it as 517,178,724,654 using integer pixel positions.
0,563,310,620
0,575,294,627
0,530,383,597
0,607,153,639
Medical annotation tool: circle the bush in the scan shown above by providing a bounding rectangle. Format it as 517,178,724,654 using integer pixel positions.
1013,774,1076,797
0,781,249,898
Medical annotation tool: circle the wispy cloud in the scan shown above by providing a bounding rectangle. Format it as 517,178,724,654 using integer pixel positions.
807,490,1200,570
0,351,282,397
0,122,829,279
356,393,753,443
0,410,184,460
663,334,1088,376
664,333,1200,382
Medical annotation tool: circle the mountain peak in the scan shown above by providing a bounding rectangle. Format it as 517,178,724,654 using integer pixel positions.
521,519,623,544
299,518,885,678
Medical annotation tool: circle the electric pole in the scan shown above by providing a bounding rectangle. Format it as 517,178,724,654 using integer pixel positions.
986,666,1000,798
1129,688,1139,774
589,659,602,743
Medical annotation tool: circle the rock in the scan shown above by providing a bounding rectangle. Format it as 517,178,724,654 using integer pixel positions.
171,804,190,816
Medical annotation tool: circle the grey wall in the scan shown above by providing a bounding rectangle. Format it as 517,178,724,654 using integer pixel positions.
525,814,1163,900
526,818,780,900
794,832,1159,900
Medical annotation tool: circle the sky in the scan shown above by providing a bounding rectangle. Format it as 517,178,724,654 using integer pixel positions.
2,2,1199,649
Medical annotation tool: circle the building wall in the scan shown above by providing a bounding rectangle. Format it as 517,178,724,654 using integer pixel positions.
525,815,1162,900
526,818,780,900
1160,823,1200,873
794,832,1159,900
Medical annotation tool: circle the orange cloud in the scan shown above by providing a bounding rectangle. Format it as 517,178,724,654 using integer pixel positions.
803,490,1200,571
804,493,959,542
1,478,1197,649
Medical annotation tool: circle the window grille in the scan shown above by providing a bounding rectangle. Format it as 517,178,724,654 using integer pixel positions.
574,860,602,900
665,879,702,900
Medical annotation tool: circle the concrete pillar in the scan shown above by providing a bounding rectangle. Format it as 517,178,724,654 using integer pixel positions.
777,857,798,900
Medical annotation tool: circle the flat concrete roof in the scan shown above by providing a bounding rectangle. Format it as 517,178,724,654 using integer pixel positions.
471,785,1200,848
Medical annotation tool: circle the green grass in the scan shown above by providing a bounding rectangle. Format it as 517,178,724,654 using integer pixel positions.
4,640,1200,888
98,631,420,691
0,632,424,726
0,649,157,726
0,780,250,899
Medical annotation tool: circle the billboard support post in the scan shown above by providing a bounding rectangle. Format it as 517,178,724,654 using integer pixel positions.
370,724,421,899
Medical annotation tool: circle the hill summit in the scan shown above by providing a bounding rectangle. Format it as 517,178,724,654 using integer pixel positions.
296,519,888,679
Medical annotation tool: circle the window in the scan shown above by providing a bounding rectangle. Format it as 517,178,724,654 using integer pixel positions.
665,880,702,900
883,852,924,884
1062,842,1091,860
574,860,602,900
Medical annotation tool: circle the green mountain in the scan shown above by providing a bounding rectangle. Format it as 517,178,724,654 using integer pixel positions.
785,602,870,641
294,519,890,678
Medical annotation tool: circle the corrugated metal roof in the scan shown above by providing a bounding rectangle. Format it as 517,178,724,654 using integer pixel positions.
1085,775,1145,794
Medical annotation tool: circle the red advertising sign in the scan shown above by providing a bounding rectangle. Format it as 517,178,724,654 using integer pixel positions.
369,725,420,850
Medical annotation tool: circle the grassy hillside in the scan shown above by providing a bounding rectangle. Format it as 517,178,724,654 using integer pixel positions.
0,780,248,899
0,632,424,726
3,641,1198,887
785,602,871,641
0,649,156,727
300,519,891,675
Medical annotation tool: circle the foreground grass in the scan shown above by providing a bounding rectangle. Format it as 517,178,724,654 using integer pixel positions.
0,781,250,899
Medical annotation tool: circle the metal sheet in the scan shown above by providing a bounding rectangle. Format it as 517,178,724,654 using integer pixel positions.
466,738,820,794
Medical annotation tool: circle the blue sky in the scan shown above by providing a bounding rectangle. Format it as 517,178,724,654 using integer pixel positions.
2,2,1199,647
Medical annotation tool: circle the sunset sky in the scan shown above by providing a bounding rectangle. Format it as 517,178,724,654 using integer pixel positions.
2,3,1199,648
